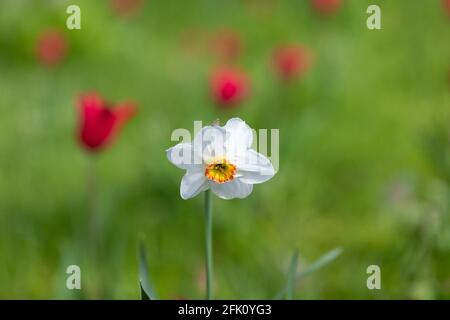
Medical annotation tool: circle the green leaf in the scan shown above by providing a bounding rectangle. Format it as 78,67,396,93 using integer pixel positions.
275,247,343,299
138,239,157,300
140,281,151,300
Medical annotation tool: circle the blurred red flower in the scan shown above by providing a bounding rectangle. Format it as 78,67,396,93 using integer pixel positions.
444,0,450,16
111,0,143,17
272,44,312,81
209,29,242,62
36,29,67,66
76,93,136,153
311,0,342,15
209,67,250,108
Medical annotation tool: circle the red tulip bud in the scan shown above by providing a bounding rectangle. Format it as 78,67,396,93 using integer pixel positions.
209,67,250,108
272,44,312,81
76,93,136,153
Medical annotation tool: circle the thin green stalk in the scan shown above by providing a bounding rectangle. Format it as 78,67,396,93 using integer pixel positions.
86,155,102,297
286,250,299,300
204,189,213,300
87,155,99,251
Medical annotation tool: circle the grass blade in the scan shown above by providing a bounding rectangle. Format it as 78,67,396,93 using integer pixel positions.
140,281,151,300
274,247,343,299
296,247,343,281
138,239,156,300
286,249,299,300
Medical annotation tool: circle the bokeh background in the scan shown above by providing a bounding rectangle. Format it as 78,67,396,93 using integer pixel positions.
0,0,449,299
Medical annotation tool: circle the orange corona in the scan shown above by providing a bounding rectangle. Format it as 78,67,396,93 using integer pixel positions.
205,159,237,183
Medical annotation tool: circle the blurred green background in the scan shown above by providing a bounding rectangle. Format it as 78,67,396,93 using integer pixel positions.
0,0,449,299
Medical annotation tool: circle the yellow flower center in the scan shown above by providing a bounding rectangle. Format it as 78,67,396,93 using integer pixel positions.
205,159,237,183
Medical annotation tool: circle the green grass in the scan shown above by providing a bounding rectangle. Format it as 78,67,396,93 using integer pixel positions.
0,0,449,299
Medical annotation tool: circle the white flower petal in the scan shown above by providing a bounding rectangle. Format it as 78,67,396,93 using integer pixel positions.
211,179,253,199
193,125,228,161
224,118,253,157
180,170,209,199
168,117,276,200
166,143,202,170
235,149,275,184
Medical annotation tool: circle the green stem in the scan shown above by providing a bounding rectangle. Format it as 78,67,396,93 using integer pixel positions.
87,155,98,250
86,155,102,298
204,190,213,300
286,250,299,300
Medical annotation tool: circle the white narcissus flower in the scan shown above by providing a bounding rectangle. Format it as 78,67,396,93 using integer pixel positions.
167,118,276,200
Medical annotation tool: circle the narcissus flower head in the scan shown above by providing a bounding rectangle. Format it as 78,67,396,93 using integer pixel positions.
209,67,250,108
76,93,136,153
272,44,312,81
311,0,342,15
36,29,67,66
167,118,276,200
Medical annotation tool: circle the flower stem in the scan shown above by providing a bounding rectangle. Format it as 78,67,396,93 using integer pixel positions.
86,155,102,298
204,189,214,300
87,155,98,251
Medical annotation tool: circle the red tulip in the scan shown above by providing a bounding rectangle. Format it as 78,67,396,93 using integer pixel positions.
272,44,312,81
36,29,67,66
444,0,450,17
209,29,242,62
209,67,250,108
76,93,136,153
311,0,342,15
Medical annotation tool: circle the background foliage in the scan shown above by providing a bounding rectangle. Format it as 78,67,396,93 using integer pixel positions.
0,0,449,299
